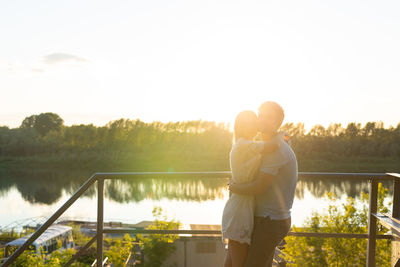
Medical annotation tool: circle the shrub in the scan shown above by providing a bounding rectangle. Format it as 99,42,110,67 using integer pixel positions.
284,183,391,266
138,207,181,267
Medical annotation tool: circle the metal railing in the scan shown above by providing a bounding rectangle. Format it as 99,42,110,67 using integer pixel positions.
1,172,399,267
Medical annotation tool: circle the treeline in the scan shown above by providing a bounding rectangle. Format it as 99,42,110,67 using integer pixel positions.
282,122,400,158
281,122,400,171
0,112,399,172
0,113,233,171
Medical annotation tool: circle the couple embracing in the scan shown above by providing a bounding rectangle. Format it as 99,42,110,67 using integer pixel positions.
222,101,298,267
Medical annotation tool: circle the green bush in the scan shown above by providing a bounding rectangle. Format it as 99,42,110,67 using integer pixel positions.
284,183,391,266
10,248,80,267
138,207,181,267
105,234,134,267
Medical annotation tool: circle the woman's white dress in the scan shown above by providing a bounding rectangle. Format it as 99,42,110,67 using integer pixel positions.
221,138,265,244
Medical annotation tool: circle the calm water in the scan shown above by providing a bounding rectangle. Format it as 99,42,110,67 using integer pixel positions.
0,171,393,230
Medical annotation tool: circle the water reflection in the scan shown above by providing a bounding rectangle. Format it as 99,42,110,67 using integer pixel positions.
105,178,228,203
0,171,393,205
295,177,392,199
0,170,95,204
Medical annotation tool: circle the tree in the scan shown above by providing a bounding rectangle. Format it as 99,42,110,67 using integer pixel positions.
326,123,344,136
309,125,326,137
20,115,37,129
20,113,64,136
362,122,376,136
283,184,391,266
138,207,180,267
345,123,360,138
105,234,134,267
281,123,305,137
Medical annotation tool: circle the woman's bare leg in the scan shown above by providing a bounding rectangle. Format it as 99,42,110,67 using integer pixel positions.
228,239,249,267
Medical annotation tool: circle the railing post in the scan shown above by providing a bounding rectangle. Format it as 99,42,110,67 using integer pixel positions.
393,179,400,219
367,179,378,267
392,175,400,267
97,178,104,267
184,238,187,267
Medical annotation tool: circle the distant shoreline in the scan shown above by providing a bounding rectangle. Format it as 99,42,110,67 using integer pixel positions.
1,154,399,173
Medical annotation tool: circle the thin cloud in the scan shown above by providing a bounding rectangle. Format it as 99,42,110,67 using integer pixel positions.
43,53,88,65
31,68,44,73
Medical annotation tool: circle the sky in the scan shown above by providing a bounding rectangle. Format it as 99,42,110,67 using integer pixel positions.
1,0,400,129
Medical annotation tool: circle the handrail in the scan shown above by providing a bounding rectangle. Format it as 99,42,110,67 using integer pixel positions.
1,174,97,267
387,173,400,179
101,228,393,240
1,171,399,267
93,171,390,180
94,171,232,179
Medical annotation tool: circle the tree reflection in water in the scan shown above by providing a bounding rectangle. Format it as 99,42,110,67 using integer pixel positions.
295,177,392,199
105,178,228,203
0,171,393,205
0,170,95,204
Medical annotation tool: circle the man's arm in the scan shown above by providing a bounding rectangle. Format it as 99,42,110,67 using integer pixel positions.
229,172,274,195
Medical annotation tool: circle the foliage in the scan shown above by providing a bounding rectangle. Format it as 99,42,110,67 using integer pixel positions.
1,114,400,172
2,224,94,267
138,207,181,267
1,209,179,267
70,224,91,248
11,250,45,267
69,224,96,265
0,229,20,243
283,183,391,266
9,248,81,267
282,122,400,170
20,112,64,136
1,116,232,172
105,234,134,267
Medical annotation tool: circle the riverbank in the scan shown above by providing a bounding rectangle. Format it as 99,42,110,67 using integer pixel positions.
1,153,399,173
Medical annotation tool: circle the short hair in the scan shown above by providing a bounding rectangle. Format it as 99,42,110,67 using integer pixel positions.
258,101,285,128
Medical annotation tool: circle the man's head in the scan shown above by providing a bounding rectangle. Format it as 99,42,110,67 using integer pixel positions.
258,101,284,135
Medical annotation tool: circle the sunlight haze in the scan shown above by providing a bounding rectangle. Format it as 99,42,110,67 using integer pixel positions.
2,0,400,129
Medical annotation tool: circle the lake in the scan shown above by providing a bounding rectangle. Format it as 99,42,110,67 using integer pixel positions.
0,170,393,230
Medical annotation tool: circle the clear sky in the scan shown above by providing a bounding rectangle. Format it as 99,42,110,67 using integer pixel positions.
1,0,400,129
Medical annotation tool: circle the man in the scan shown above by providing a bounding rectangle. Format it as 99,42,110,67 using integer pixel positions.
229,101,298,267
